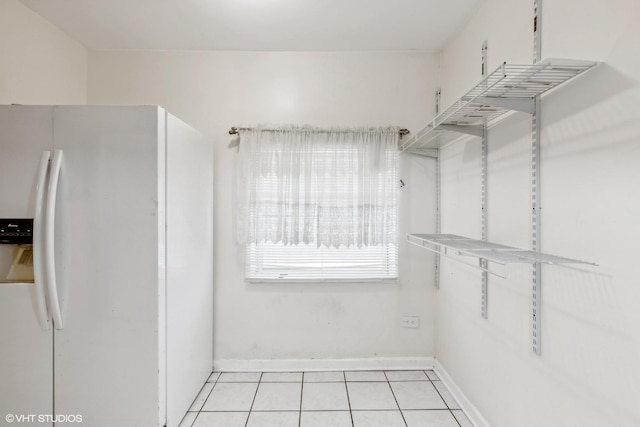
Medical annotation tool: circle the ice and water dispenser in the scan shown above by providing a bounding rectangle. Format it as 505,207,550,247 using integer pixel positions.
0,219,34,283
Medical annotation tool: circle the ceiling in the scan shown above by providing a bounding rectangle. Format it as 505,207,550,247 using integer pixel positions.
19,0,481,51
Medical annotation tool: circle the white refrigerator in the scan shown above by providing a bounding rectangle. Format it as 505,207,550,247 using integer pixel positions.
0,105,214,427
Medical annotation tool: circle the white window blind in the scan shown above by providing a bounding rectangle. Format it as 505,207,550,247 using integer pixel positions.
237,126,398,281
246,243,398,281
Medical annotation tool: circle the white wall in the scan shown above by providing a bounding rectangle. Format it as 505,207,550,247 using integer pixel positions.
0,0,87,104
435,0,640,426
88,50,439,362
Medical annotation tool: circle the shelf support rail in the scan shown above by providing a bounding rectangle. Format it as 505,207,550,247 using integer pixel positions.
472,97,535,114
435,88,442,290
407,237,507,279
532,0,543,356
435,149,441,289
481,41,489,319
437,124,484,137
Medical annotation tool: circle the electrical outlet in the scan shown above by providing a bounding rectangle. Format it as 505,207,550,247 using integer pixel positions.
401,316,420,329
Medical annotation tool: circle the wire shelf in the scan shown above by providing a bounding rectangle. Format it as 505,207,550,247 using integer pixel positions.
407,233,596,267
400,59,598,152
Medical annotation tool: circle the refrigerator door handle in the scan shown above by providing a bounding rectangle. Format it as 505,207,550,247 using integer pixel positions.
45,149,64,330
33,151,52,331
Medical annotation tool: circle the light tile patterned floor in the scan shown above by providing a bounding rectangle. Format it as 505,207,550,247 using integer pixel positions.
180,370,474,427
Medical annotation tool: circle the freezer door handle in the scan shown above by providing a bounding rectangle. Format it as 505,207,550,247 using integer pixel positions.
32,151,52,331
45,150,64,330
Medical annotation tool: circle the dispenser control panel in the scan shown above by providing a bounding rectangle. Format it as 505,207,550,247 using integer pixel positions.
0,219,34,244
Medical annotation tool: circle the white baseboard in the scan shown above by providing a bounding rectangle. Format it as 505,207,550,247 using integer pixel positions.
213,357,435,372
434,359,491,427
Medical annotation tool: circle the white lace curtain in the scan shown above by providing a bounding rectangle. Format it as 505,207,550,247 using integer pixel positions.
236,126,398,248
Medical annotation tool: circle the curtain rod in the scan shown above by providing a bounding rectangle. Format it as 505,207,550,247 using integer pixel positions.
228,127,410,136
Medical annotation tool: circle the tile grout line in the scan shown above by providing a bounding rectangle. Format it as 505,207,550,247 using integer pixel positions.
214,410,299,412
184,379,207,424
451,410,465,427
423,369,433,383
189,372,218,427
343,371,355,427
384,371,409,427
350,409,451,412
298,372,304,427
243,372,263,427
427,372,463,427
431,380,450,409
198,373,219,423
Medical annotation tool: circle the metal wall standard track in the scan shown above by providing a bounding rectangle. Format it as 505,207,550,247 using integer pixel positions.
435,153,441,290
435,88,442,290
532,0,543,355
481,127,489,319
481,41,489,319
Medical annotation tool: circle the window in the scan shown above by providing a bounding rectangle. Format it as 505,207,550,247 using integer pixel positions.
237,127,398,281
